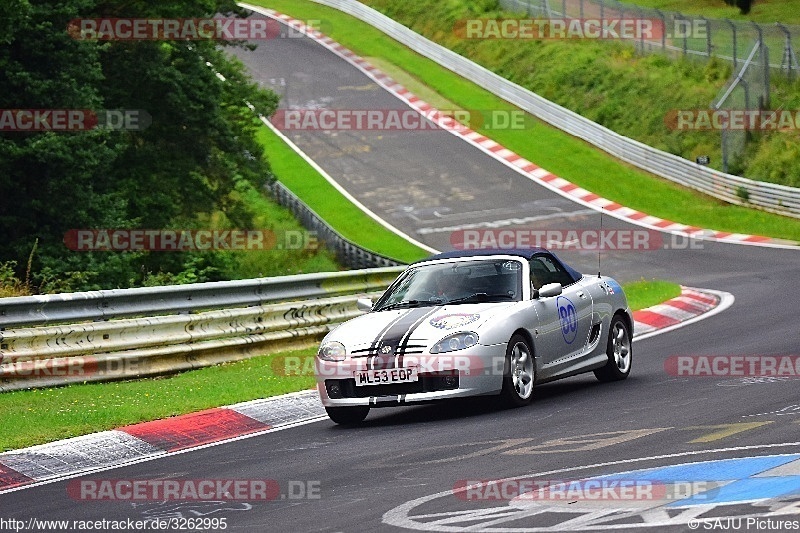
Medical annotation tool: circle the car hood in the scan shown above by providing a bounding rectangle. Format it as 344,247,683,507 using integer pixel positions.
327,301,518,354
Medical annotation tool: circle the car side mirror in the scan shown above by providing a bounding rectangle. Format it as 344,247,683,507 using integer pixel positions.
356,298,374,312
535,283,562,299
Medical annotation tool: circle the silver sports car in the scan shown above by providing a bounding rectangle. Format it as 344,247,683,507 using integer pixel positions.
315,249,633,424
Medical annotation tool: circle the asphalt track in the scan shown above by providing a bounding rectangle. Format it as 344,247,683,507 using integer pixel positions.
3,12,799,532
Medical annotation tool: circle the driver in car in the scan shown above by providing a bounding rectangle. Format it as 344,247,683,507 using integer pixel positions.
433,275,467,302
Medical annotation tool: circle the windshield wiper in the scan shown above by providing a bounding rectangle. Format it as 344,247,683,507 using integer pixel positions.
444,293,515,305
376,300,425,311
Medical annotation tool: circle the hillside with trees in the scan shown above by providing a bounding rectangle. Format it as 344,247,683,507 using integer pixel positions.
0,0,332,293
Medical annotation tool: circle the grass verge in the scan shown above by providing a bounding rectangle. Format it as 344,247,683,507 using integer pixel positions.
0,347,317,452
1,280,678,451
623,278,683,310
249,0,800,242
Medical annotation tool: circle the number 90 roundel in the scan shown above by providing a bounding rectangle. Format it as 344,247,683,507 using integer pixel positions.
557,295,578,344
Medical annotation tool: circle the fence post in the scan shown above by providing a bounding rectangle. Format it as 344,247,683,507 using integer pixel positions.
638,7,647,53
654,9,666,52
675,13,688,56
762,42,770,109
776,23,797,81
700,16,711,57
741,77,750,110
579,0,584,20
562,0,567,18
721,128,729,174
749,22,768,109
724,19,737,69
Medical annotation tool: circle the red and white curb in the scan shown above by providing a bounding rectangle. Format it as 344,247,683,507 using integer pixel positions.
0,287,729,493
0,390,327,493
242,5,798,250
632,286,733,340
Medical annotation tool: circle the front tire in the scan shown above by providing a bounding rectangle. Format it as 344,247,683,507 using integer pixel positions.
325,406,370,425
594,315,632,382
500,334,535,407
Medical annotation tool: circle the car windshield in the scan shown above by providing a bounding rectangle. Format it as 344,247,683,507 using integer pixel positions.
373,259,523,311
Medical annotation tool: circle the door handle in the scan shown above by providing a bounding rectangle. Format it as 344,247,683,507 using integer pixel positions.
577,291,586,299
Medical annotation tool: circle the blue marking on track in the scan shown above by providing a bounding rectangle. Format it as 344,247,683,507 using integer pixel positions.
593,454,800,508
595,455,800,483
670,475,800,506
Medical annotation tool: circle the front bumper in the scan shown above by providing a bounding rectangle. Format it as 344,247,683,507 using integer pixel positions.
315,346,506,407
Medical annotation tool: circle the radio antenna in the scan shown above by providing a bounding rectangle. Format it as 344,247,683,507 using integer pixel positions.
598,208,603,278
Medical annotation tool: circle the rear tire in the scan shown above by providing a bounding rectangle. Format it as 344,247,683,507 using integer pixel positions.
325,406,370,425
594,315,632,382
500,334,535,407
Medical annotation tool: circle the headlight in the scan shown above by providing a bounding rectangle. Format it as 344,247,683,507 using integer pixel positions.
430,332,478,354
318,341,346,361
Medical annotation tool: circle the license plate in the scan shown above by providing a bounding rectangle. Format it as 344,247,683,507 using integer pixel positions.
354,367,418,386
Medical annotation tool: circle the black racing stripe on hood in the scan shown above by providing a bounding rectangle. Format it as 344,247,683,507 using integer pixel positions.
368,306,439,369
396,307,440,367
368,308,416,352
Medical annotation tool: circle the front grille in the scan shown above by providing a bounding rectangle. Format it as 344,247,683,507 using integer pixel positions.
350,344,427,357
325,373,459,399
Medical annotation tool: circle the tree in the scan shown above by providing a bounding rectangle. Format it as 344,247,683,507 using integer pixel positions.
0,0,279,291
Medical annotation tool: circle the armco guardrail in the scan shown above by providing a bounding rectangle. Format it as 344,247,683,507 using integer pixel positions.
0,267,404,391
0,267,402,328
281,0,800,218
266,180,404,269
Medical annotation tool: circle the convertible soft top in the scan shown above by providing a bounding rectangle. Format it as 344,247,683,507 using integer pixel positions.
419,248,582,283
